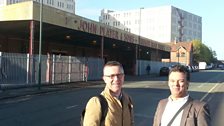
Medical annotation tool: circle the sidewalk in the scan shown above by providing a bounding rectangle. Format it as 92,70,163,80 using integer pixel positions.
0,75,156,100
0,80,104,100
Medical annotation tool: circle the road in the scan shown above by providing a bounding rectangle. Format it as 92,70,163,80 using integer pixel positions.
0,70,223,126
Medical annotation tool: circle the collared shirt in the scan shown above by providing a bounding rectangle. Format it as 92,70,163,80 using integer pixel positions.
110,90,123,101
161,95,189,126
118,92,123,100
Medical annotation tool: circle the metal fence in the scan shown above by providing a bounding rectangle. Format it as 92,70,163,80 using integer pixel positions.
0,52,104,86
0,52,178,87
0,52,28,84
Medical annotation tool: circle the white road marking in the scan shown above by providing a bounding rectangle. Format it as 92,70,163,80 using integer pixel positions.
4,97,31,104
206,95,213,102
66,105,78,109
200,83,219,101
198,83,204,88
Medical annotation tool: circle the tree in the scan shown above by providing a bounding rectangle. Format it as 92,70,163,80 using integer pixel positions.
192,40,216,64
192,40,202,64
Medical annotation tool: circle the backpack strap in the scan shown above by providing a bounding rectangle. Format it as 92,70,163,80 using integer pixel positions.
97,95,108,124
80,95,108,126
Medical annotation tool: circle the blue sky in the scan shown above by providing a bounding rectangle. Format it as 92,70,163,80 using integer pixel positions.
76,0,223,60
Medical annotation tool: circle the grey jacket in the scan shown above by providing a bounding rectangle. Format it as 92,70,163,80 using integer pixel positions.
153,97,211,126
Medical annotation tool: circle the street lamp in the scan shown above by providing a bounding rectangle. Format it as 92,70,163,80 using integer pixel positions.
38,0,43,90
137,7,144,75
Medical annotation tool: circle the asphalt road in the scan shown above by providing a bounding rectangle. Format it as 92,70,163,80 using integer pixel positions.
0,69,223,126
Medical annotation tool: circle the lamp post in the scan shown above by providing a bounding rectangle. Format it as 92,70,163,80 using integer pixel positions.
137,7,144,75
38,0,43,90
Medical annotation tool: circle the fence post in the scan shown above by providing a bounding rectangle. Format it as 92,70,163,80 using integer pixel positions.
26,54,29,84
68,56,71,83
0,52,2,84
52,54,55,84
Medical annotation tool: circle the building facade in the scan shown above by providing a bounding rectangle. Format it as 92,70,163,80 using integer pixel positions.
99,6,202,43
170,42,193,65
0,1,171,79
0,0,75,14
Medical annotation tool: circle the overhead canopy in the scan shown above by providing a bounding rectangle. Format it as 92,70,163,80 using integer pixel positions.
0,1,170,52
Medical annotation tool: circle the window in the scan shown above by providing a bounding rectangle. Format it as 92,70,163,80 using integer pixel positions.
181,52,186,57
62,2,64,8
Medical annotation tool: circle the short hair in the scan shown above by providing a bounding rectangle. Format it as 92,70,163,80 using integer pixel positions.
103,61,124,74
169,65,190,81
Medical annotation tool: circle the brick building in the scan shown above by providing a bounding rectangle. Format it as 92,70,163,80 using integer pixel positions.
170,42,193,65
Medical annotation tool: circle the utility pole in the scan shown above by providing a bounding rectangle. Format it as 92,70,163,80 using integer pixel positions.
137,7,144,75
38,0,43,90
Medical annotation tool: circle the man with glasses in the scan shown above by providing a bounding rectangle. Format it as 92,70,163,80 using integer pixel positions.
83,61,134,126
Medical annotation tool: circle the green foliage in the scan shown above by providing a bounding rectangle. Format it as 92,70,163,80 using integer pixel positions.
192,39,217,64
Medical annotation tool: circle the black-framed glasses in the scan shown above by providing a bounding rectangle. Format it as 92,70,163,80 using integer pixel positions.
104,73,124,79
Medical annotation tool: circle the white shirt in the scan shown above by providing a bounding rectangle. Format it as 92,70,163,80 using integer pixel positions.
161,95,189,126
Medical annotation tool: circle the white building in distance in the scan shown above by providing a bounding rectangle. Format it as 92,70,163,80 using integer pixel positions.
99,6,202,43
0,0,75,14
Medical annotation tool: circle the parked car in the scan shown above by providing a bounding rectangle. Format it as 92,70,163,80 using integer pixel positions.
159,67,170,76
193,65,199,72
186,65,193,72
220,65,224,70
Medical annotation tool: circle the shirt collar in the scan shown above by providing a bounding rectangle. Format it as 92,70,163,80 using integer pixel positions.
104,87,122,100
168,94,189,102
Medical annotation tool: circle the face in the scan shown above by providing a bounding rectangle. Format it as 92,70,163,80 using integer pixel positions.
103,65,124,95
168,71,189,100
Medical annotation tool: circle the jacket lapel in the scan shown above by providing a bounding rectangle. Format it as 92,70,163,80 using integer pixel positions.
180,97,194,126
157,99,168,125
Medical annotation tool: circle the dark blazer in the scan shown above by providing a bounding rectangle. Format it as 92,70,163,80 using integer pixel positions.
153,97,211,126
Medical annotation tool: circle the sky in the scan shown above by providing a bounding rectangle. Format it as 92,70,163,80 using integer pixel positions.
75,0,224,60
